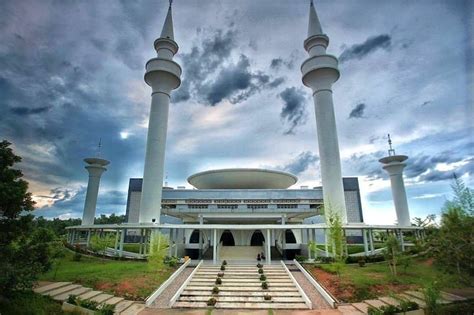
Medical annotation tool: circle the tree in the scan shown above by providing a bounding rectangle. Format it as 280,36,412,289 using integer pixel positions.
325,205,346,262
0,140,59,297
426,176,474,277
383,234,401,277
148,231,169,271
412,214,437,227
89,233,115,258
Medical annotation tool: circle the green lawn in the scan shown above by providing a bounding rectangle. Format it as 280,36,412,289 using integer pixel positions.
0,291,66,315
40,250,175,300
307,258,471,302
122,243,141,253
316,243,384,255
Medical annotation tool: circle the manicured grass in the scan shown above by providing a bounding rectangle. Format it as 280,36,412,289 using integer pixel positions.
122,243,141,253
316,243,384,255
40,250,176,300
0,291,65,315
307,258,471,302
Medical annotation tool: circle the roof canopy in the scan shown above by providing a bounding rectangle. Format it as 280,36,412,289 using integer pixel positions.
187,168,298,189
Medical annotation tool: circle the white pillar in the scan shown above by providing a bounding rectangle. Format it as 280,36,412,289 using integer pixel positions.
369,229,375,254
266,229,271,264
139,5,181,223
379,155,411,226
363,229,369,255
81,158,109,225
213,229,217,264
119,229,125,258
301,3,347,222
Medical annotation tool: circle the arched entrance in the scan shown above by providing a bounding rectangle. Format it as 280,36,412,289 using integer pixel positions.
189,229,200,243
285,229,297,243
220,230,235,246
250,230,265,246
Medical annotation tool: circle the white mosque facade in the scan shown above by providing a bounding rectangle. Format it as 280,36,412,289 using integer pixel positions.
68,1,423,263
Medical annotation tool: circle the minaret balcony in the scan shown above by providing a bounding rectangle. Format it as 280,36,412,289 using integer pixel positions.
304,34,329,54
301,54,340,89
153,37,179,56
145,58,182,92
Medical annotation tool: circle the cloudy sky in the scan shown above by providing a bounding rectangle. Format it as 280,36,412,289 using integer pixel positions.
1,0,472,224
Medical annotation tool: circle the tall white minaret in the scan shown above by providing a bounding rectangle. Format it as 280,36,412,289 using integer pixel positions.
139,2,181,223
82,141,109,225
301,1,347,223
379,135,411,226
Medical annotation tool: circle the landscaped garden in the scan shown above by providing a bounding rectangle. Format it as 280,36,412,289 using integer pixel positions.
305,257,469,303
40,250,176,300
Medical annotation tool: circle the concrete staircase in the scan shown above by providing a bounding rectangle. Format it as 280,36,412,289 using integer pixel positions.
173,264,309,309
34,282,145,314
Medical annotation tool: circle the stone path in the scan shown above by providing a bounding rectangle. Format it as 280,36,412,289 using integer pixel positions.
33,281,145,314
336,289,468,314
173,264,309,309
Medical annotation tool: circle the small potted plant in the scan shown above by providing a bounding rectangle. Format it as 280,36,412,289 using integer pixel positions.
207,297,217,306
358,257,366,267
261,281,268,289
258,268,264,274
217,272,224,278
260,274,267,281
222,260,227,265
212,286,219,294
264,294,272,301
257,263,263,268
220,265,226,271
215,277,222,285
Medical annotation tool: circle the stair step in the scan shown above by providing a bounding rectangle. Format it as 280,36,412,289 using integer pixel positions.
181,290,302,297
178,296,305,303
34,282,71,294
120,303,145,315
43,284,82,297
90,293,114,303
173,301,308,309
185,286,298,292
114,300,135,314
77,290,103,300
53,287,91,301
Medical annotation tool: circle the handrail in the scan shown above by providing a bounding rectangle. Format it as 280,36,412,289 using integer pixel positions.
145,258,191,306
280,260,312,309
169,259,203,307
293,259,337,308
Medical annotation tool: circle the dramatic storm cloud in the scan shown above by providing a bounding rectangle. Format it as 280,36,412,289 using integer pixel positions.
348,103,366,119
0,0,471,225
339,34,391,63
279,87,308,134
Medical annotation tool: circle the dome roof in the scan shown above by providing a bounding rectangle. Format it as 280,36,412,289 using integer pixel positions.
187,168,298,189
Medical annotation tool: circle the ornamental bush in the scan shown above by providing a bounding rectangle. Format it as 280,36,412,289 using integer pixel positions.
261,281,268,289
260,274,266,281
212,286,219,294
215,277,222,285
220,265,225,271
207,297,217,306
258,268,264,274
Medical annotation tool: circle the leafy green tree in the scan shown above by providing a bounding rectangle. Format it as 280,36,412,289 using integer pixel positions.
148,231,169,270
89,233,115,258
0,140,60,296
412,214,437,227
325,205,346,262
383,234,401,277
427,176,473,277
308,240,318,260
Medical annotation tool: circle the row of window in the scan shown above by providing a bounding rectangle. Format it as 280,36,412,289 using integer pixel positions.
172,199,322,204
168,204,316,210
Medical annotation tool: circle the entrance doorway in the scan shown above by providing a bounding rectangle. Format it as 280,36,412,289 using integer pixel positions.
250,230,265,246
220,230,235,246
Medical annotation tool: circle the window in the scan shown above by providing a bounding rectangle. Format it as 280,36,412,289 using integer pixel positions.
217,204,238,209
247,204,268,209
188,205,208,209
277,204,298,209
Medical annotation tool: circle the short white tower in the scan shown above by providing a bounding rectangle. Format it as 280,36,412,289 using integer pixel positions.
82,157,109,225
139,2,181,223
379,135,411,226
301,1,347,223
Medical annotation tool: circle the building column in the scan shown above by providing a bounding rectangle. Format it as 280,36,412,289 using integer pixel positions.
168,228,174,257
369,229,375,254
114,229,120,255
324,229,329,257
86,230,91,247
266,229,271,264
363,229,369,255
119,229,125,257
399,229,405,252
213,229,217,264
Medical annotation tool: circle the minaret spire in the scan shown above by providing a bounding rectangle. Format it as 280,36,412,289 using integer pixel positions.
160,0,174,40
308,0,323,38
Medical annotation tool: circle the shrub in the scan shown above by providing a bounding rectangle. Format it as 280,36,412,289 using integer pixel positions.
222,260,227,265
367,306,383,315
212,286,219,294
97,303,115,315
358,258,366,267
264,294,272,301
260,274,266,281
66,294,77,305
78,298,99,310
423,283,441,315
258,268,264,274
320,256,335,264
295,255,306,262
217,272,224,278
398,299,419,312
163,255,179,267
257,263,263,268
207,297,217,306
220,265,225,271
215,277,222,285
261,281,268,289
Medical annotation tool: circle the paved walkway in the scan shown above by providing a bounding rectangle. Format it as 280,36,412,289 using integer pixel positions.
34,281,145,314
